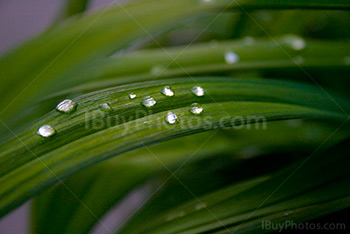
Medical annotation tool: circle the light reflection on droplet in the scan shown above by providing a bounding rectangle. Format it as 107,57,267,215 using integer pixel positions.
37,125,56,138
56,99,78,114
142,96,157,107
189,103,203,115
225,51,240,64
191,86,205,97
99,103,112,112
161,86,175,97
129,93,136,99
165,112,178,125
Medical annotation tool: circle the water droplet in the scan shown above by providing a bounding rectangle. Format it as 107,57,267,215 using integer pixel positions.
189,103,203,115
165,112,178,124
37,125,56,138
344,56,350,65
166,211,185,221
129,93,136,99
142,96,157,107
195,203,206,210
225,51,240,64
151,65,167,75
242,36,255,46
191,86,204,97
56,99,78,114
161,86,175,97
292,39,306,50
283,35,306,51
99,103,112,112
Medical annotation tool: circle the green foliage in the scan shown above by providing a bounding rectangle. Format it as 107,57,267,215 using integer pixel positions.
0,0,349,233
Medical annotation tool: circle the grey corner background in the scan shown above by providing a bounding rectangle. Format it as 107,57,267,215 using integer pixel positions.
0,0,126,55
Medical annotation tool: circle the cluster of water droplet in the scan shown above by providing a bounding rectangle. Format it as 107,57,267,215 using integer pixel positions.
140,85,205,125
37,85,207,137
37,99,78,138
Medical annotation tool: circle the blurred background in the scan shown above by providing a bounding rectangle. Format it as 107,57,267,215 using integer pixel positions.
0,1,126,233
1,1,350,234
0,0,127,55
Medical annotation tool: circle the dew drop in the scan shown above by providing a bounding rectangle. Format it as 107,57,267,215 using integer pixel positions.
56,99,78,114
191,86,205,97
142,96,157,107
99,103,112,112
165,112,178,125
37,125,56,138
161,86,175,97
225,51,240,64
189,103,203,115
242,36,255,46
195,203,206,210
151,65,167,75
283,35,306,51
292,39,306,50
166,210,185,221
129,93,136,99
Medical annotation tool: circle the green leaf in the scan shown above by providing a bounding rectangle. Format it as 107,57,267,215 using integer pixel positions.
121,139,350,233
43,37,350,100
0,0,210,121
58,0,91,20
31,120,347,234
0,77,348,217
1,0,349,121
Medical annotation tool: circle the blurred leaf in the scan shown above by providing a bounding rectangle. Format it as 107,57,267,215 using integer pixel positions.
0,0,211,122
1,0,350,232
121,139,350,233
59,0,90,19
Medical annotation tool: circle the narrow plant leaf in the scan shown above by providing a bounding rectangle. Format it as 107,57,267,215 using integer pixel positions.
57,0,90,20
211,196,350,234
31,120,346,234
0,0,210,121
42,37,350,100
0,77,348,217
123,139,350,233
1,0,349,121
